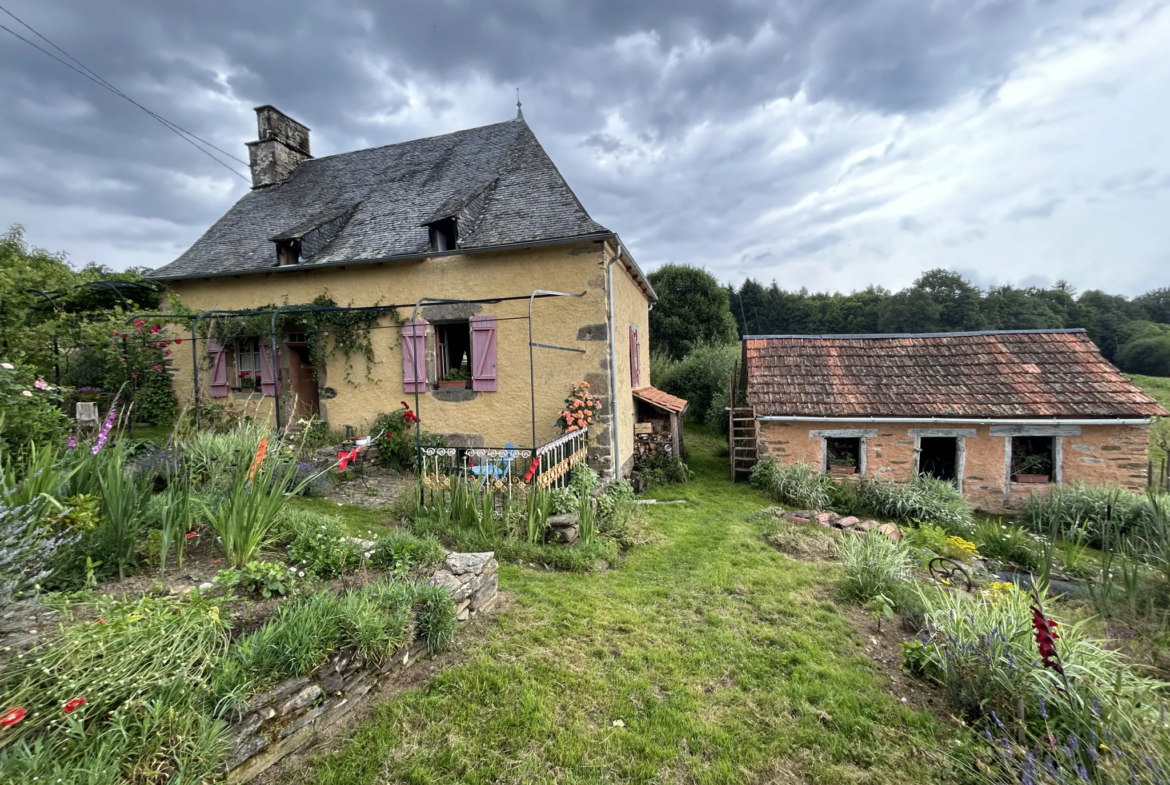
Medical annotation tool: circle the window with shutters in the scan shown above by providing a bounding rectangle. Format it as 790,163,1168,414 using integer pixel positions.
435,322,471,383
234,339,262,390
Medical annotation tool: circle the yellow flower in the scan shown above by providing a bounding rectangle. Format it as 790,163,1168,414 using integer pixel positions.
944,535,978,562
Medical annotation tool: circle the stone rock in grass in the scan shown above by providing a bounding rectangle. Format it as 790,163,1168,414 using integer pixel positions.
837,516,860,527
790,510,813,520
856,520,878,532
430,570,462,594
279,684,322,716
815,512,839,526
877,523,902,542
780,513,808,525
445,552,494,576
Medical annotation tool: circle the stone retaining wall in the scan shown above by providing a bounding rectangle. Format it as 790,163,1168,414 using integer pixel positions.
225,551,498,782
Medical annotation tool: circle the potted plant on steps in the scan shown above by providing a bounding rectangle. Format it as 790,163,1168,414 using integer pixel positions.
438,366,471,390
829,455,857,475
1013,454,1052,483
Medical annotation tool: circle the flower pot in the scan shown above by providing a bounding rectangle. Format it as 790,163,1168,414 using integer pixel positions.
437,380,468,390
830,465,857,475
1013,473,1050,484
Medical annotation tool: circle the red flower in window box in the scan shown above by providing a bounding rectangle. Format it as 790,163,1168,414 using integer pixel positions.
0,707,25,727
63,697,87,715
238,371,250,378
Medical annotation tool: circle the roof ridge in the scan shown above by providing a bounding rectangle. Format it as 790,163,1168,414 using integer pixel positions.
744,329,1089,340
303,118,522,165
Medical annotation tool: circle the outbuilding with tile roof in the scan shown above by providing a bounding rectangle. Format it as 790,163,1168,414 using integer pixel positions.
738,329,1167,510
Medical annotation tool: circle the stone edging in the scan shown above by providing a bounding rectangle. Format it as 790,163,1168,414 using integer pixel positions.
226,550,498,782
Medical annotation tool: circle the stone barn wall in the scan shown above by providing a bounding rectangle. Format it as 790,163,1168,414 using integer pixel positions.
756,420,1151,512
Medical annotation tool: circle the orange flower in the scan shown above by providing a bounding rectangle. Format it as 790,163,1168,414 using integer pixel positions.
248,436,268,482
581,381,589,388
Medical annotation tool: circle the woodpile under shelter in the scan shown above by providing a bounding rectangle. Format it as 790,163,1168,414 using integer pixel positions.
632,386,688,462
737,329,1167,511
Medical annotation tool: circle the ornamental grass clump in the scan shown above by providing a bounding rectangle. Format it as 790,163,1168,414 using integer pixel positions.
838,528,914,604
860,474,974,534
750,460,834,511
370,529,445,573
902,584,1168,756
0,592,230,780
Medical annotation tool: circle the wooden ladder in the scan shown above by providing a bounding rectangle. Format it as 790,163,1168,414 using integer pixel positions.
728,360,758,481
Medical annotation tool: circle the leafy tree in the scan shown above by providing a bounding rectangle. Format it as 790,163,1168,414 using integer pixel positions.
913,269,984,331
647,265,738,359
1115,323,1170,376
877,288,941,333
1135,287,1170,324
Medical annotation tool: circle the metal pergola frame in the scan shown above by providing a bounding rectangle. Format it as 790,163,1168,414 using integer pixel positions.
126,289,588,443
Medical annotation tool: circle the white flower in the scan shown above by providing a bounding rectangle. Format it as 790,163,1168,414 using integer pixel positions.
0,362,13,370
21,390,33,397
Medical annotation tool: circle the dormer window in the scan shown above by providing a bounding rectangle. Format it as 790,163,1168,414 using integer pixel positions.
429,218,457,252
277,239,301,266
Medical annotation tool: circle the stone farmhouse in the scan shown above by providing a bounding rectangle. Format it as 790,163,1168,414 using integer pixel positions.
147,105,671,478
737,329,1167,511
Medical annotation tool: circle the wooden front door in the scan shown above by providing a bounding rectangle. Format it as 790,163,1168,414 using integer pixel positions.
287,345,319,420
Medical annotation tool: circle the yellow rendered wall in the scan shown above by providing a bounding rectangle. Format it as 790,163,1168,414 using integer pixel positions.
608,241,652,475
164,242,630,456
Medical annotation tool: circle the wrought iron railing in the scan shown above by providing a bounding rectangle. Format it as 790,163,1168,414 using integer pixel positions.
418,427,589,495
533,427,589,488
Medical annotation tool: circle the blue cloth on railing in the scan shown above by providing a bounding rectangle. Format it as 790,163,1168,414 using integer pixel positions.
470,442,519,485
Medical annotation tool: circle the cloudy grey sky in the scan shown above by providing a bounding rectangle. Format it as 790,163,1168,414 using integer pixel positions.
2,0,1168,295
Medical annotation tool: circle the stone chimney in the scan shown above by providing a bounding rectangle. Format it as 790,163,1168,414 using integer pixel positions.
246,105,312,188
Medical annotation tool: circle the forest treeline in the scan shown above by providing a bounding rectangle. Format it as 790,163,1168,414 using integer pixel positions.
725,269,1170,374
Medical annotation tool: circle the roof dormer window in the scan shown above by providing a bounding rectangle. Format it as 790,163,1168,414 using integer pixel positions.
429,218,457,252
277,239,301,266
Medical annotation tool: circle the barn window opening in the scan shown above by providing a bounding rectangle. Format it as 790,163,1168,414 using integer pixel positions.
919,437,958,483
276,239,301,266
435,321,471,382
1011,436,1054,482
429,218,457,252
825,437,860,475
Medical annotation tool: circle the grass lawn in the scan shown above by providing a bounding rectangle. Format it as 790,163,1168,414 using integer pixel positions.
1130,374,1170,465
292,427,972,785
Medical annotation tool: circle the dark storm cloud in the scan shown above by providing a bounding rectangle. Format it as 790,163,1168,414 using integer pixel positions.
0,0,1155,280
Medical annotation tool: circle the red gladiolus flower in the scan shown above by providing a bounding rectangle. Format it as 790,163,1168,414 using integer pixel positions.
0,707,25,727
523,457,540,483
186,531,197,539
63,697,86,715
1030,605,1064,675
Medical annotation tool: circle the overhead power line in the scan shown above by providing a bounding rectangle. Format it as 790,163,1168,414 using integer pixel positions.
0,4,251,182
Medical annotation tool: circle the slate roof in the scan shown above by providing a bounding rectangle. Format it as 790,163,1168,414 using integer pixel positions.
743,329,1168,420
633,386,689,414
148,119,612,280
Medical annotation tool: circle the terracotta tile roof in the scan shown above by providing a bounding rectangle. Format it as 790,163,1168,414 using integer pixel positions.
743,329,1168,420
633,386,689,414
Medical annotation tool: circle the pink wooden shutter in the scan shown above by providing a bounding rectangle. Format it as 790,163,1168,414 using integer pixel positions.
470,316,498,392
401,319,428,393
258,339,277,396
207,338,228,398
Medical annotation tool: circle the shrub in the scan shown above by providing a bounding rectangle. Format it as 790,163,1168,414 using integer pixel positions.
283,509,365,579
705,388,730,436
372,403,421,472
838,528,914,604
859,475,974,533
0,355,69,456
905,523,949,556
371,529,446,573
972,520,1040,570
597,480,641,549
203,445,299,569
214,560,298,598
655,342,738,423
750,460,833,511
637,454,688,485
130,361,178,426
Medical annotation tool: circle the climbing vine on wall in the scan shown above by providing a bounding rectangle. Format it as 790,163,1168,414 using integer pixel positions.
186,294,402,382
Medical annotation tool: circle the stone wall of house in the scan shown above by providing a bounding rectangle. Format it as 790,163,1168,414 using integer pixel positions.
225,551,498,783
757,420,1152,513
165,239,649,479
